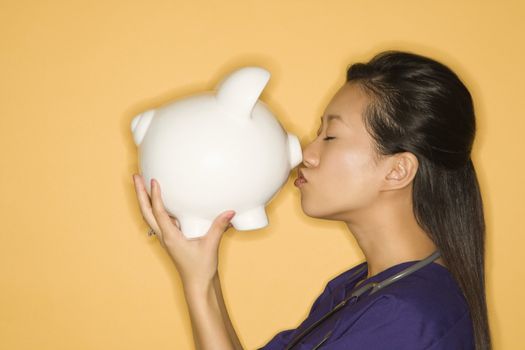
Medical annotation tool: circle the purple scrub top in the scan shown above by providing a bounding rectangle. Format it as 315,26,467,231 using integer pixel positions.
257,260,474,349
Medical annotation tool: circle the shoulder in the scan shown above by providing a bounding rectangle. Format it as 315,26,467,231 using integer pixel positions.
328,263,474,349
380,263,470,323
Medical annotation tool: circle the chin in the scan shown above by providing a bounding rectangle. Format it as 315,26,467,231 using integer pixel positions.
300,201,341,220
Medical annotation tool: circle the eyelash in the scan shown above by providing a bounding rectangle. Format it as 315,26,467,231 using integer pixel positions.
316,126,335,141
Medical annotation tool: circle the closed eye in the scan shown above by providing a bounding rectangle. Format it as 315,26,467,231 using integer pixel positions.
323,136,336,141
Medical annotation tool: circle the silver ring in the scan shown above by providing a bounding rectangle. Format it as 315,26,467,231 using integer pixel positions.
147,228,156,236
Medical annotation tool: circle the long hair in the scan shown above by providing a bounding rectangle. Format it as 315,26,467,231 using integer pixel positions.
346,50,491,350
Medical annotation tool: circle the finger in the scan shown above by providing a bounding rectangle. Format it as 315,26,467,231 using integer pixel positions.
150,178,182,243
169,216,181,230
206,211,236,246
132,174,162,235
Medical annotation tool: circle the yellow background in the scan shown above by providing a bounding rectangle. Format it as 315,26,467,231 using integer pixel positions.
1,0,523,348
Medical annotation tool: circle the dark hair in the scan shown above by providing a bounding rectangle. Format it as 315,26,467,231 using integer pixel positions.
346,50,491,349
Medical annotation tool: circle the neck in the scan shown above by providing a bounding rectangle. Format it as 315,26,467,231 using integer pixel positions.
344,195,446,280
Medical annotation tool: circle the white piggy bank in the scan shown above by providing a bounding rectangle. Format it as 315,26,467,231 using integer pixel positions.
131,67,303,239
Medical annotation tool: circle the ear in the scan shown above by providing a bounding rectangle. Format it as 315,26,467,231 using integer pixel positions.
216,66,270,119
382,152,419,191
131,109,155,146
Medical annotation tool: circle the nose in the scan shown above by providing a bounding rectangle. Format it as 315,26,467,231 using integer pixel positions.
301,139,320,168
287,132,303,169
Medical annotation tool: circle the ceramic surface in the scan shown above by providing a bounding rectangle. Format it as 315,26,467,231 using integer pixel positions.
131,67,303,238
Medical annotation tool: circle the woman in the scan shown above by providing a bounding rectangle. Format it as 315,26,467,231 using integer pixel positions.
132,50,491,349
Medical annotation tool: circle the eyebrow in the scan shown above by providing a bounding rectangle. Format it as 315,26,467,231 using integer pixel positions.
320,114,343,123
317,114,345,135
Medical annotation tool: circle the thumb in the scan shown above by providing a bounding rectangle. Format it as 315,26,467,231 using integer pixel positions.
207,210,236,243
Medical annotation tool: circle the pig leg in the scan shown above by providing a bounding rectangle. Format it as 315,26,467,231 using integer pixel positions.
177,216,214,240
230,205,268,231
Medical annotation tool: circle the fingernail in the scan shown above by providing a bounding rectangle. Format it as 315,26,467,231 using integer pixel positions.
226,211,236,220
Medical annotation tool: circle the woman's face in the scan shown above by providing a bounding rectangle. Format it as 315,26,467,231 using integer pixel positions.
298,82,389,221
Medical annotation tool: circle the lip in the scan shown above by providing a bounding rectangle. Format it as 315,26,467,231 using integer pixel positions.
294,168,308,188
294,177,307,187
298,168,308,182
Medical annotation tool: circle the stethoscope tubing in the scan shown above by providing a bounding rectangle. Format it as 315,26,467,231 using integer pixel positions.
283,250,442,350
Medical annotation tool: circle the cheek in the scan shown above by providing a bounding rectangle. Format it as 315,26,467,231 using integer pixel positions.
334,152,373,188
322,148,380,206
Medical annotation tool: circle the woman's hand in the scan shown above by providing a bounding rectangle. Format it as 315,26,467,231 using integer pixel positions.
132,174,236,289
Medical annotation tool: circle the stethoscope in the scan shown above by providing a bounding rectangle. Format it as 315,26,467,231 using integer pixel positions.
284,250,442,350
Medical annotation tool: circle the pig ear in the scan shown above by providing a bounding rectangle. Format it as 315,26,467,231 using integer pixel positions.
216,67,270,118
131,109,155,145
